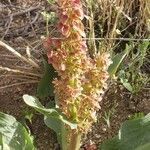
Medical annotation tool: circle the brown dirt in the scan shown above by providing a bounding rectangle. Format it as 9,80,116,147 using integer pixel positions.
0,0,150,150
86,84,150,148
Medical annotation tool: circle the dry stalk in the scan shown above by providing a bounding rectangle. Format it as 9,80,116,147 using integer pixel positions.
0,81,38,90
0,74,39,80
91,0,150,52
86,0,97,56
0,65,41,78
0,41,40,69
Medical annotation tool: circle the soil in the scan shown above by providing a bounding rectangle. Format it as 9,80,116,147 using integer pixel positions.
0,0,150,150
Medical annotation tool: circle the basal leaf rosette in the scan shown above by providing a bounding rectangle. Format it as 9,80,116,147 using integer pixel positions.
45,0,112,133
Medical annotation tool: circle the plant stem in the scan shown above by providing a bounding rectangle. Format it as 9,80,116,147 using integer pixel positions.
68,130,81,150
0,41,40,69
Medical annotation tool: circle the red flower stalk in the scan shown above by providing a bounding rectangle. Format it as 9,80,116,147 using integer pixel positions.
45,0,111,133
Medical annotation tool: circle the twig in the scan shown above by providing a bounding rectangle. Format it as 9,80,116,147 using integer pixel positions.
0,81,38,90
1,16,13,40
0,4,21,9
31,12,39,24
27,11,36,36
7,5,41,18
0,41,40,69
0,65,41,77
0,74,39,80
49,37,150,41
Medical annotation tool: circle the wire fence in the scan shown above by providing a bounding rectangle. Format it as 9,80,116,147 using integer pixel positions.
50,37,150,41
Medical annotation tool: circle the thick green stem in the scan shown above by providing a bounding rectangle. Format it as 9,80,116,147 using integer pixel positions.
68,130,82,150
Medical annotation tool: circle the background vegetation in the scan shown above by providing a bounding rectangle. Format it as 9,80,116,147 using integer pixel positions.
0,0,149,149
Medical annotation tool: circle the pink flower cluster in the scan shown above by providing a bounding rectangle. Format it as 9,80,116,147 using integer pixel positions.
45,0,111,132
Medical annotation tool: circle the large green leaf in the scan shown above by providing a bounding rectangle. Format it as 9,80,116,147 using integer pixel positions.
108,44,131,76
100,137,120,150
23,95,76,150
43,101,69,149
44,117,68,150
0,112,35,150
37,59,57,98
101,113,150,150
23,94,77,129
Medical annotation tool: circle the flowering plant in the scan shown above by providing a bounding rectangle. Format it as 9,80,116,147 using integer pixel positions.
24,0,111,149
44,0,111,149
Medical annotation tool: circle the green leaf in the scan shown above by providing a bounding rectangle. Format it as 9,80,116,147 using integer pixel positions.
44,117,69,150
44,101,69,149
139,41,149,54
138,41,149,68
47,0,55,4
119,70,133,92
108,44,131,76
100,137,120,150
129,112,144,120
101,113,150,150
0,112,35,150
37,59,57,98
23,94,77,129
23,95,76,150
122,82,133,92
135,143,150,150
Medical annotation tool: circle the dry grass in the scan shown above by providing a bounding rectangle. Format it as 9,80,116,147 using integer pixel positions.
84,0,150,52
0,41,42,90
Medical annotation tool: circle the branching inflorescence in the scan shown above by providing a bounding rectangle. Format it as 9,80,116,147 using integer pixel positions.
45,0,111,133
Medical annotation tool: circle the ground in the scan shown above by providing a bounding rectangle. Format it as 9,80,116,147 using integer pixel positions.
0,0,150,150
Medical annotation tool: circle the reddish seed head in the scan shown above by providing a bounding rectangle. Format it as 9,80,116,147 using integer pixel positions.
47,0,111,132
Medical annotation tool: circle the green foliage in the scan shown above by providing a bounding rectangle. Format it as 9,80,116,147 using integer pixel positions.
101,113,150,150
37,59,57,98
43,101,69,149
41,11,56,23
41,10,57,35
44,117,69,150
23,94,77,150
129,112,144,120
0,112,35,150
103,108,115,128
47,0,55,4
23,94,77,129
108,44,131,77
118,41,149,93
118,70,133,92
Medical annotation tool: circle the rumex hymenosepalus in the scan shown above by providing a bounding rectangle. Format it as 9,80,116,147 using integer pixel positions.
44,0,112,149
